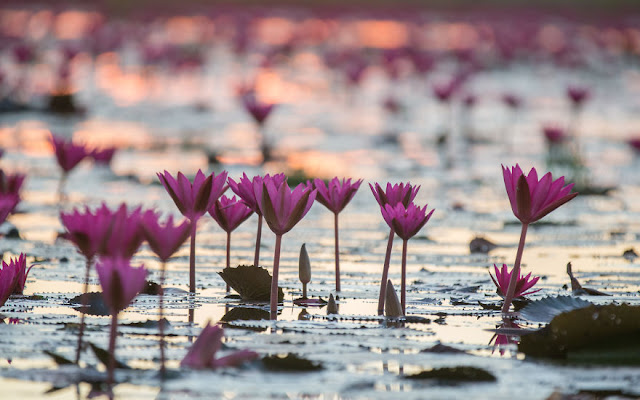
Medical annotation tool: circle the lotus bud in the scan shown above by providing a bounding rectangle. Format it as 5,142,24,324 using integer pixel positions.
384,280,403,317
327,293,338,315
299,244,311,298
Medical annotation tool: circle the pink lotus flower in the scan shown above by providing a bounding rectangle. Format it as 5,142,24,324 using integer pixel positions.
627,137,640,153
8,254,33,295
209,195,253,275
490,264,540,298
380,202,435,314
313,177,363,292
60,205,114,261
96,257,147,314
567,86,590,107
142,212,191,262
542,124,566,144
50,134,89,174
98,204,146,260
370,182,420,315
228,173,286,267
502,93,522,109
90,147,117,165
258,179,316,319
432,81,457,103
241,91,276,126
0,194,19,226
502,164,578,225
181,321,259,369
0,259,18,307
158,170,228,293
158,170,228,222
0,169,25,198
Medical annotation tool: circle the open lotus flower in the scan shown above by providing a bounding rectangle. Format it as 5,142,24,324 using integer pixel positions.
60,204,115,261
501,164,577,313
209,195,253,290
181,321,259,369
380,202,435,314
490,264,540,298
0,194,19,226
96,204,147,260
157,170,228,293
7,254,33,295
313,177,363,291
50,134,90,201
258,179,316,319
90,147,117,166
229,173,286,268
502,164,578,225
0,258,18,307
96,257,147,385
370,182,420,315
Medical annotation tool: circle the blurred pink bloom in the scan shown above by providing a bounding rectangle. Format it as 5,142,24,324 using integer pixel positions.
490,263,540,298
502,164,578,225
0,258,18,307
567,86,590,107
96,257,147,314
627,137,640,153
228,173,286,215
258,180,316,236
432,81,457,103
542,124,566,144
97,204,146,260
0,169,25,198
90,147,117,165
142,212,191,262
0,194,19,225
462,93,477,108
313,177,362,214
209,195,253,234
181,322,259,369
13,43,34,64
8,254,33,295
157,170,228,222
370,182,420,208
502,93,522,109
50,134,90,174
60,204,114,260
241,91,276,126
380,202,435,241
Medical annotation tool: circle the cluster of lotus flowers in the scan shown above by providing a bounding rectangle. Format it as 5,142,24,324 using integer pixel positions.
0,131,579,384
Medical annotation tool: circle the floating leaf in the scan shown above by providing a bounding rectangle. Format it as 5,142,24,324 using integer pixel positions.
141,280,162,295
89,343,130,369
68,292,109,316
623,248,638,262
469,237,498,254
220,307,270,323
567,262,610,296
124,318,169,329
519,295,593,323
218,265,284,302
519,303,640,364
405,366,496,383
292,297,327,307
421,343,466,354
262,354,323,372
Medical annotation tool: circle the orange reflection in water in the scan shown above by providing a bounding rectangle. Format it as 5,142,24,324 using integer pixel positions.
355,20,408,49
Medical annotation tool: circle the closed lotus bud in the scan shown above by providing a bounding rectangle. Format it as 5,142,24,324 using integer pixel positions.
384,280,403,317
299,244,311,284
327,293,338,315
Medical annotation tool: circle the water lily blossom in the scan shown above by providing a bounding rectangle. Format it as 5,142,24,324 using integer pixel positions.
0,194,19,226
313,177,363,291
501,165,577,313
258,179,316,319
0,258,18,307
370,182,420,315
490,264,540,298
0,169,25,198
157,170,228,293
209,195,253,289
90,147,117,166
8,254,33,295
381,202,434,314
181,321,259,369
96,257,147,385
50,134,90,201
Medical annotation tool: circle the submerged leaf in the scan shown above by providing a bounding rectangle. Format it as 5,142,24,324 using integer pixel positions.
44,350,74,365
262,354,323,372
220,307,270,323
405,366,496,383
519,295,593,323
68,292,109,316
519,303,640,364
218,265,284,302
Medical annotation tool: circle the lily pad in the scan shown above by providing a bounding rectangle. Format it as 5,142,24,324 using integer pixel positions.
405,366,496,383
519,295,593,323
68,292,109,316
262,354,323,372
218,265,284,302
220,307,270,323
469,237,498,254
519,303,640,364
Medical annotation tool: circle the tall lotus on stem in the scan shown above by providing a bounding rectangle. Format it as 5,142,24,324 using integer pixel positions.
96,257,147,387
240,89,276,163
370,182,420,315
60,205,114,364
157,170,228,293
50,134,90,202
380,202,434,314
141,212,191,378
209,195,253,291
501,164,577,313
228,173,286,268
313,177,363,292
257,179,316,319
